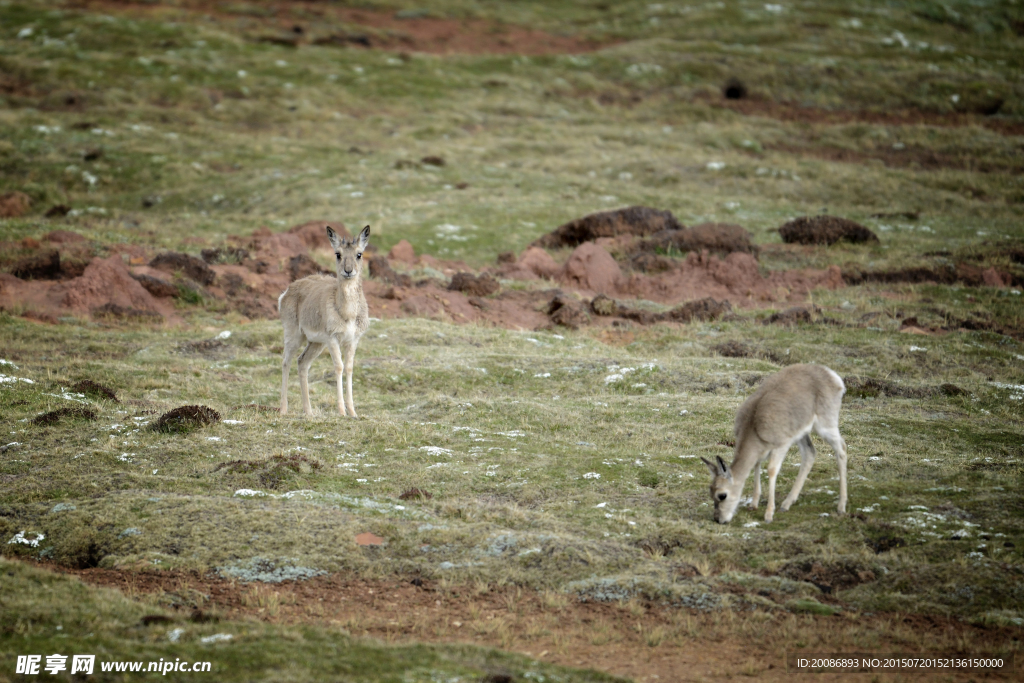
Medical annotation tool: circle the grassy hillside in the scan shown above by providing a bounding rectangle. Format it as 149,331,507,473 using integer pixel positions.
1,0,1022,680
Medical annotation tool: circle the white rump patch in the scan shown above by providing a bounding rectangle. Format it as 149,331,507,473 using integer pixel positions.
825,366,845,393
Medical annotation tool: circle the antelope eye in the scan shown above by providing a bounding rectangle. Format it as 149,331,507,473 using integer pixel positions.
356,253,362,260
716,493,728,502
335,253,341,260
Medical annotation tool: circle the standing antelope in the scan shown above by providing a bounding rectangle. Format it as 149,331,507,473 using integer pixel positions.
279,225,370,417
701,363,847,524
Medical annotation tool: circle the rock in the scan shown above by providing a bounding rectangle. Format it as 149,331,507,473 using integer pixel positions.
388,239,416,264
533,205,682,249
557,242,622,294
0,191,31,218
779,216,879,246
448,272,499,297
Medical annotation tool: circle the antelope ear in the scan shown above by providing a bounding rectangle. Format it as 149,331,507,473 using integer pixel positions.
700,457,718,478
325,226,342,249
716,455,733,481
357,225,370,250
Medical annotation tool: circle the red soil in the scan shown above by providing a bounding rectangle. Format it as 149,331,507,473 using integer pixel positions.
0,222,847,329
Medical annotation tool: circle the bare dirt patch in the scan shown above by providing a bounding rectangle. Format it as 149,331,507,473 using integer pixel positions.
88,0,609,56
56,566,1020,683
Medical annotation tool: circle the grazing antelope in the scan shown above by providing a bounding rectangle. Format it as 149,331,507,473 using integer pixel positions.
701,363,847,524
279,225,370,417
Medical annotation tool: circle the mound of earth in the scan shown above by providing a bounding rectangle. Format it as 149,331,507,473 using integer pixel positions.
638,222,757,257
842,262,1018,288
545,292,590,329
149,252,215,286
494,246,561,281
131,273,178,298
778,216,879,246
387,240,416,264
63,257,172,317
288,254,330,282
72,379,118,402
532,206,682,249
556,242,623,295
620,250,844,305
448,272,499,297
32,406,97,426
153,405,220,433
367,256,412,287
288,221,348,251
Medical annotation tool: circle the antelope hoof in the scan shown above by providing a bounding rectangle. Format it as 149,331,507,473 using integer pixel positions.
779,501,793,512
764,512,774,524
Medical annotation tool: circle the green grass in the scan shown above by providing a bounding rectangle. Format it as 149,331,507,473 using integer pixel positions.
1,0,1023,677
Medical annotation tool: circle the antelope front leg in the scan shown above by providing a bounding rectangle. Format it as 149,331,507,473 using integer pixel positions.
343,341,358,418
764,447,788,523
327,339,346,417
